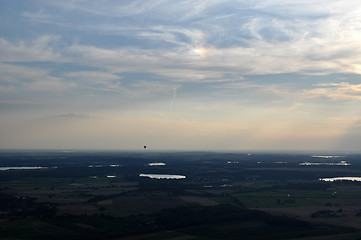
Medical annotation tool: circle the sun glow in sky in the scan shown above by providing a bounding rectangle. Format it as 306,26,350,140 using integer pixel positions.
194,47,207,58
1,0,361,152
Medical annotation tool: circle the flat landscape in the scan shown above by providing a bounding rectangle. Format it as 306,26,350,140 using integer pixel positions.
1,151,361,239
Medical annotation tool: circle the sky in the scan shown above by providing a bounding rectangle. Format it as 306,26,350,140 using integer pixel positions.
1,0,361,152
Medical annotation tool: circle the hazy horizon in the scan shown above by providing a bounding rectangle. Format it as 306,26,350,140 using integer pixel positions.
1,1,361,152
0,148,359,156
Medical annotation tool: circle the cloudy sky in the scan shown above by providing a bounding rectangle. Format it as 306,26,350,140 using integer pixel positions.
1,0,361,152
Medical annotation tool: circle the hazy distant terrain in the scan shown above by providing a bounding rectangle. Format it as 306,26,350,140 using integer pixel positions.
0,151,361,239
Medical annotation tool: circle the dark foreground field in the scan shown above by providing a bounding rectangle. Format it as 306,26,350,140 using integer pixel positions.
1,151,361,239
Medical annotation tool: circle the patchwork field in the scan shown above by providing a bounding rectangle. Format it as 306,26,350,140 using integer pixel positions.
1,151,361,239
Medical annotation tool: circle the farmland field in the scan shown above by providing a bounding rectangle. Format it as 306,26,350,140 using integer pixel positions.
1,151,361,239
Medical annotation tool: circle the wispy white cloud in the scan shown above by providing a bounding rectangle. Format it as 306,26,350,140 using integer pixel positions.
217,79,361,103
303,82,361,100
65,71,120,87
3,0,361,150
22,9,55,24
0,63,75,92
0,35,63,62
5,0,361,82
24,79,76,92
49,113,100,119
0,100,41,105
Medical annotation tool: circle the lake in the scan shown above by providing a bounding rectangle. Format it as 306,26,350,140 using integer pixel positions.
148,163,166,166
0,166,48,171
319,177,361,182
300,161,350,166
312,155,344,158
139,173,186,179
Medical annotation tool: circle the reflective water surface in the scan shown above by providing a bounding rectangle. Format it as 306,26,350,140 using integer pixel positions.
319,177,361,182
0,167,48,171
148,163,166,166
139,173,186,179
300,161,350,166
